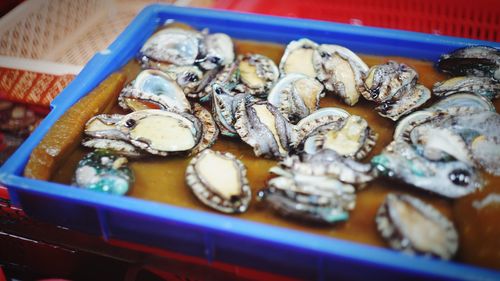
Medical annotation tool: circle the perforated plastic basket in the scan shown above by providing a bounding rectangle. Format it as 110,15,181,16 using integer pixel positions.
0,0,179,66
215,0,500,42
1,4,500,281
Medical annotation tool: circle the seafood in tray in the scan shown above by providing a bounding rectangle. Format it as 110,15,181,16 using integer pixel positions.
24,22,500,266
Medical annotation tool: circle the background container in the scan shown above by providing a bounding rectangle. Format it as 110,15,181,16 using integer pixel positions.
1,4,500,281
215,0,500,42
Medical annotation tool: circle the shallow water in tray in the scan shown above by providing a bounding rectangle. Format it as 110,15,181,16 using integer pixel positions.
52,40,500,270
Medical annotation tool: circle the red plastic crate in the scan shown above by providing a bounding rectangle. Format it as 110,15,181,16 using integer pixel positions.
215,0,500,42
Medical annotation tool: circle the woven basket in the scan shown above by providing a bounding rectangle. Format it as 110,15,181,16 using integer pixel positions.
0,0,182,66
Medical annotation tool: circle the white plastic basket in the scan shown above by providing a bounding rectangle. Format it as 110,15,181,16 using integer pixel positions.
0,0,208,67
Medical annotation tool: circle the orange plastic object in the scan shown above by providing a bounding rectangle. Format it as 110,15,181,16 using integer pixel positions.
215,0,500,42
0,67,74,107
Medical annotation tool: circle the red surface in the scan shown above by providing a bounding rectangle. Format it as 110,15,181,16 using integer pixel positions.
0,185,22,221
0,267,6,281
0,186,9,200
109,239,300,281
215,0,500,42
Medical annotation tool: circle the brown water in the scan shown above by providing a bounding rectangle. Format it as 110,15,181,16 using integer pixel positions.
52,40,500,270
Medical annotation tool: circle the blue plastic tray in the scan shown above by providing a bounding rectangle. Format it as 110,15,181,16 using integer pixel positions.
2,4,500,281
